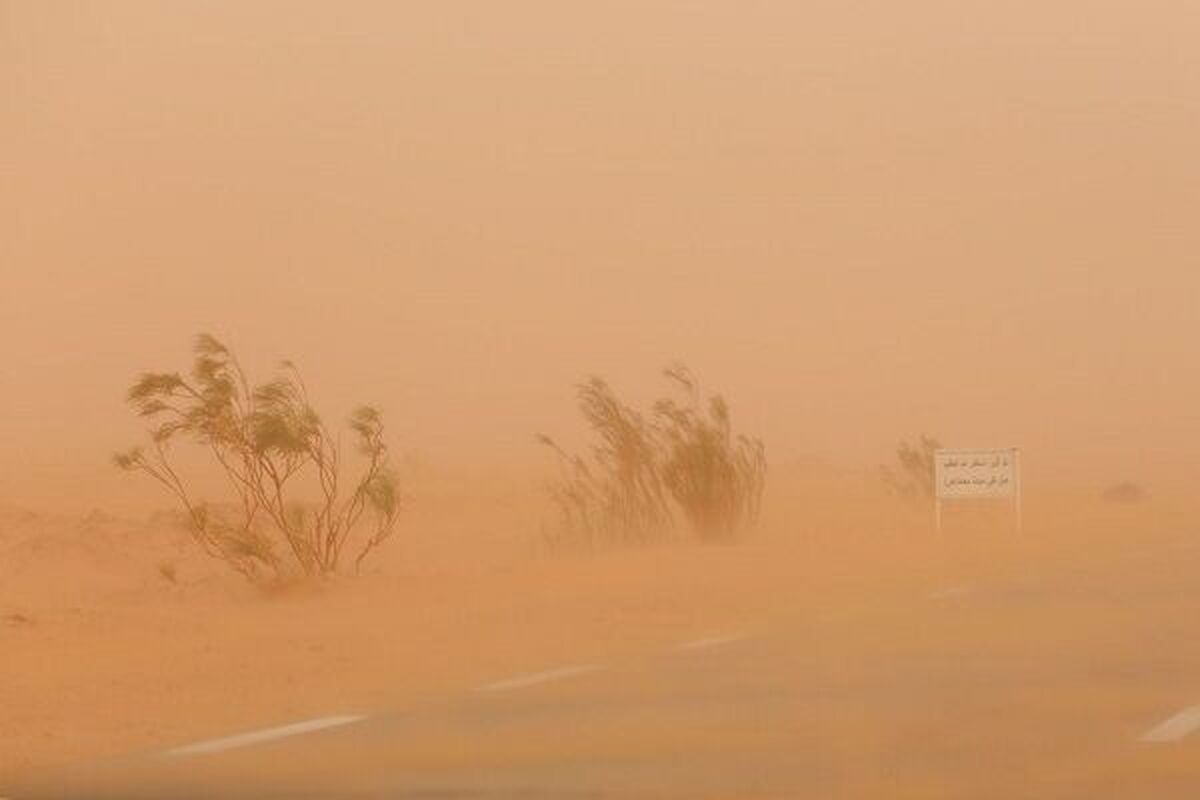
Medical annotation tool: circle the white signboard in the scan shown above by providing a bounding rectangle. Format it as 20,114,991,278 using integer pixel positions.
935,448,1018,498
933,448,1022,532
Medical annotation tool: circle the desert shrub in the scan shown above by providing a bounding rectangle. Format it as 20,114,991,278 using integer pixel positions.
540,367,766,546
880,435,941,499
1102,482,1144,503
654,367,767,540
157,561,178,584
538,378,669,546
115,334,401,579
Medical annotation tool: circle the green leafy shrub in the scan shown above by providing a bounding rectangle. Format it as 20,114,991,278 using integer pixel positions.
115,334,401,579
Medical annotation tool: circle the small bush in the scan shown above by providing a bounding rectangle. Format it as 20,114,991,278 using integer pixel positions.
540,366,766,546
538,378,669,546
115,334,401,579
157,561,178,584
655,367,767,540
1102,482,1144,504
881,435,941,499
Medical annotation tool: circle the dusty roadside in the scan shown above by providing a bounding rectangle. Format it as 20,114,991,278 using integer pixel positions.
1,468,1184,777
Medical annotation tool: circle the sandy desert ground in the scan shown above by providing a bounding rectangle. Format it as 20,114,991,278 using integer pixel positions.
6,2,1200,796
4,465,1196,797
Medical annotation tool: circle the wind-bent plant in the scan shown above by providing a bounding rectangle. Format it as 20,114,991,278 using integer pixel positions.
654,366,767,540
539,378,669,546
880,435,941,499
114,334,401,579
540,367,766,547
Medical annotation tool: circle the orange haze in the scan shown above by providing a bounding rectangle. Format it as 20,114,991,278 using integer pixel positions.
3,1,1199,512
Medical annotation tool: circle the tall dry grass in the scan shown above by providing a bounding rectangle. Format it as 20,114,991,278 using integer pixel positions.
541,366,766,547
539,378,669,547
655,366,767,541
880,435,941,500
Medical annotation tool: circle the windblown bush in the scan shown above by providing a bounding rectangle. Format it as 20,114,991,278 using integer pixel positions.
114,335,401,579
540,367,766,546
654,367,767,540
880,435,941,499
1101,481,1144,504
539,378,670,546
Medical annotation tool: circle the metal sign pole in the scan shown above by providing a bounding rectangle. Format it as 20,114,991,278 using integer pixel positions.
1014,448,1023,534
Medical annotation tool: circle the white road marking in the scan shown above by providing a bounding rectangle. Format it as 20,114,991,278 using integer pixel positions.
165,714,367,757
929,586,973,600
475,664,602,692
677,634,748,651
1140,705,1200,743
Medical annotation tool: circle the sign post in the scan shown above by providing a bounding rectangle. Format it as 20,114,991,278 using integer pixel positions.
933,448,1022,533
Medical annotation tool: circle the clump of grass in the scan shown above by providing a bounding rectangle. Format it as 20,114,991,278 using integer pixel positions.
880,435,941,499
539,378,669,547
540,366,766,547
655,366,767,541
115,334,401,580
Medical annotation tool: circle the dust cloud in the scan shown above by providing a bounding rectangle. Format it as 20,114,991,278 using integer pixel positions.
4,1,1199,508
3,2,1200,796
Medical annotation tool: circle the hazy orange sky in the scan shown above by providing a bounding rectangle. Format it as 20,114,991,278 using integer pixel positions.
3,2,1198,510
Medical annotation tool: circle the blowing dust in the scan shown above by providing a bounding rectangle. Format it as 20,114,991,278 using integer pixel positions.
3,2,1200,795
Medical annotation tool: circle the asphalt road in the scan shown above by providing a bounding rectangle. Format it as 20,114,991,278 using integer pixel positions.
10,534,1200,799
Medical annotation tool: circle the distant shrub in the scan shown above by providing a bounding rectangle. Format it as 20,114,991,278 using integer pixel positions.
540,366,766,546
115,334,401,579
1102,482,1145,504
880,435,941,500
157,561,178,584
